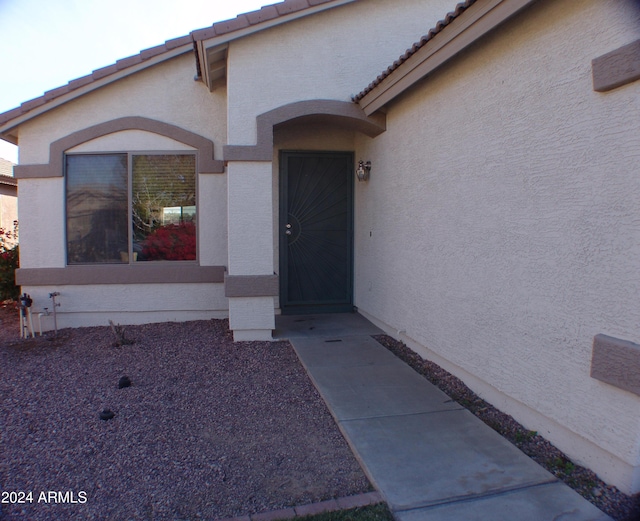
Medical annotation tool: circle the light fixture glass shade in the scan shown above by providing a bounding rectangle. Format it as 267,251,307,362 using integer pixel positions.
356,160,371,182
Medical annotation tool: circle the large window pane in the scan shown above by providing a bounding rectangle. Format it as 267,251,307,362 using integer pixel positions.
132,154,196,261
66,154,128,264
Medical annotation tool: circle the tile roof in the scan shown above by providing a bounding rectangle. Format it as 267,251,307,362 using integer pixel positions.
0,33,193,131
0,33,192,132
0,175,17,187
0,0,347,133
353,0,477,102
0,158,15,179
190,0,338,40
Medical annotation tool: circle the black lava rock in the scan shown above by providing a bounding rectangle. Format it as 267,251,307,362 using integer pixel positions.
118,376,131,389
100,409,115,421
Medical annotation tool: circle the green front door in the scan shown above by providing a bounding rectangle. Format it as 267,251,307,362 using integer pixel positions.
279,151,354,314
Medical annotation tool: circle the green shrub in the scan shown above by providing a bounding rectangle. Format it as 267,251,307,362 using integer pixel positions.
0,221,19,301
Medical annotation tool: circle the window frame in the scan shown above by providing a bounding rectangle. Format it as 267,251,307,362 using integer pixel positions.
64,150,199,266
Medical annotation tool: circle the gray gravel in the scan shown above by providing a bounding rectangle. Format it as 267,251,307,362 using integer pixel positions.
373,334,640,521
0,319,371,520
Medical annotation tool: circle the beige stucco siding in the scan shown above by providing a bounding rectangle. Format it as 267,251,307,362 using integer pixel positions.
18,178,65,268
0,191,18,233
18,54,225,164
222,0,457,337
16,53,228,324
354,0,640,494
26,284,228,331
68,130,196,154
9,0,640,493
18,53,227,268
225,0,456,146
0,163,18,242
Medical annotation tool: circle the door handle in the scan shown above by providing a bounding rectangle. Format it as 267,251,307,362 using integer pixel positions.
285,223,292,235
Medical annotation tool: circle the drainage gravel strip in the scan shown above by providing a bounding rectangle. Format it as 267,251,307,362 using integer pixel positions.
372,334,640,521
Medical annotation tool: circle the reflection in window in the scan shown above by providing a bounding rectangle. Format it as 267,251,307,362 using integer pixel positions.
132,155,196,261
66,154,128,264
66,153,197,264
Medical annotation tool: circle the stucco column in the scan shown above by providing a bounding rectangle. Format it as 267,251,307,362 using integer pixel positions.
226,160,276,341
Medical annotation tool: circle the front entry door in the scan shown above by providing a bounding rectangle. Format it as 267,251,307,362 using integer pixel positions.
279,151,354,314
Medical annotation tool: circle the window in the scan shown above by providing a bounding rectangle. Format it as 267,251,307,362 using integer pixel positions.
66,153,196,264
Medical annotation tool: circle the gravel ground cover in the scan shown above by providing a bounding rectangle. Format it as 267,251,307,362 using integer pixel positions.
0,315,371,521
373,334,640,521
3,302,638,521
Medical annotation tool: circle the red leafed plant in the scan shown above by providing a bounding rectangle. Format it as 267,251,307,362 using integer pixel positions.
141,222,196,261
0,221,19,300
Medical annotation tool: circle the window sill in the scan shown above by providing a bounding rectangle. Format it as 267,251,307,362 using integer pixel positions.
16,264,225,286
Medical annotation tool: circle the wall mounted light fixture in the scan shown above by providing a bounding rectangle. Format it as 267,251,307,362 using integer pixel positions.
356,160,371,182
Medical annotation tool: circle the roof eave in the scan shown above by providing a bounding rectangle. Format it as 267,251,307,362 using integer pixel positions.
0,0,359,133
0,43,194,143
193,0,358,91
0,175,18,187
357,0,540,116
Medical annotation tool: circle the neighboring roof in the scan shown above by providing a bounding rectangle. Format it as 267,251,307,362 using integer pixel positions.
0,175,17,188
355,0,540,115
353,0,476,103
0,0,355,144
0,158,16,180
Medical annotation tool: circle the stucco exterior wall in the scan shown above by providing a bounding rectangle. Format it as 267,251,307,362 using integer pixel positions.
226,0,456,146
0,158,18,233
18,54,226,268
15,53,228,326
18,54,225,164
0,191,17,233
354,0,640,494
22,284,228,331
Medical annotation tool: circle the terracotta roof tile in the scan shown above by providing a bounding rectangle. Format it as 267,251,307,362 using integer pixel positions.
190,0,339,41
190,26,217,40
92,63,119,80
43,85,71,101
0,34,191,131
20,97,46,111
0,0,350,132
140,44,169,60
116,54,144,70
246,5,280,25
353,0,476,102
0,108,23,127
165,35,192,50
67,75,94,90
212,15,251,35
0,174,17,186
276,0,311,15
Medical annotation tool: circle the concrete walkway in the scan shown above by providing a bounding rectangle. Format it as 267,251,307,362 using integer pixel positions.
275,313,612,521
